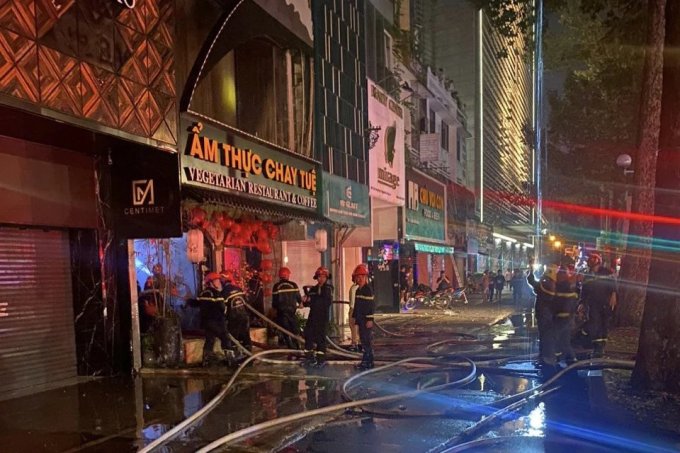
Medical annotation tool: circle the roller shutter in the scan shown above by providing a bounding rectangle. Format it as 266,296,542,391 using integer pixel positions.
0,228,77,397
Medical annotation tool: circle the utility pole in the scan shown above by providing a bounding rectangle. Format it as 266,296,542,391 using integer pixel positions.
533,0,544,263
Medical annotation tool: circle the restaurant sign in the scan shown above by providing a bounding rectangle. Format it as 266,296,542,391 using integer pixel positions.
404,168,446,243
181,119,318,212
321,172,370,226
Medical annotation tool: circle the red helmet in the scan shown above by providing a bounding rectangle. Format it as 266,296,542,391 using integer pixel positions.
204,272,222,285
220,270,234,282
352,264,369,277
279,267,291,279
313,266,330,279
588,253,602,268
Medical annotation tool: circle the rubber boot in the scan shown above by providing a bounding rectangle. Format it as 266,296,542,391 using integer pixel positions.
222,349,236,367
591,341,605,358
300,350,316,367
312,352,326,368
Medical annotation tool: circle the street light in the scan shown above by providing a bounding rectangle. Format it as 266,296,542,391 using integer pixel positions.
549,235,556,242
553,240,562,249
616,154,634,176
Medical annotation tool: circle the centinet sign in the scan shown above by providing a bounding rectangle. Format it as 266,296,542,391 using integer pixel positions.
115,0,136,9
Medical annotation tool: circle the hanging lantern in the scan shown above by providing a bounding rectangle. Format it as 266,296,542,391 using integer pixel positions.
205,221,225,246
261,259,273,271
187,229,205,263
190,207,207,226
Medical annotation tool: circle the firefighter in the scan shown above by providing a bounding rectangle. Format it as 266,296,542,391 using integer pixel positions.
352,264,375,370
272,267,302,349
578,253,617,357
553,266,579,365
188,272,232,366
527,261,558,369
302,266,333,367
220,270,252,355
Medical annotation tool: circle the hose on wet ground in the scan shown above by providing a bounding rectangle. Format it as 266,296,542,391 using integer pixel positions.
242,300,361,360
138,348,299,453
427,358,636,453
194,356,478,453
373,317,477,340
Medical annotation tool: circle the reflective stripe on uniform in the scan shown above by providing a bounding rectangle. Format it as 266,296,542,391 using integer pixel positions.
355,295,374,300
556,312,571,318
273,288,300,295
197,297,224,302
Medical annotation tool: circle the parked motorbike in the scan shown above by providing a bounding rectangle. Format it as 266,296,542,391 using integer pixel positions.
403,285,467,310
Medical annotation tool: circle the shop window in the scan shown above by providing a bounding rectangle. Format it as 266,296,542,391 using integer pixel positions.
282,240,320,287
441,120,449,151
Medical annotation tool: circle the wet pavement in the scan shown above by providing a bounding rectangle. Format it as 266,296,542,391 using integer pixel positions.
1,294,679,452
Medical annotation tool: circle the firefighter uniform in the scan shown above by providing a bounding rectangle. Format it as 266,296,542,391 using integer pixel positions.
528,266,557,366
580,268,617,357
222,283,252,351
190,285,231,365
303,277,333,366
353,284,375,369
272,276,302,349
553,273,579,364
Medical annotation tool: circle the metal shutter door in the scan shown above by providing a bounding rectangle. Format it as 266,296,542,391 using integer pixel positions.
0,228,77,396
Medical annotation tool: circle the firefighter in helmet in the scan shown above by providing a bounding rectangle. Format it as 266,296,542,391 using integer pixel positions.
527,261,558,369
188,272,232,366
352,264,375,370
220,270,252,355
578,253,617,357
302,266,333,367
272,267,302,349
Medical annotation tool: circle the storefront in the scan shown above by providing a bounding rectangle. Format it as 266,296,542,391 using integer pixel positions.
367,79,406,312
321,172,371,322
402,168,454,292
0,0,178,395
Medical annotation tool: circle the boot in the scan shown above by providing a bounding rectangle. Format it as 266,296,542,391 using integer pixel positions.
591,341,605,358
300,350,316,367
202,352,217,367
222,349,237,367
312,352,326,368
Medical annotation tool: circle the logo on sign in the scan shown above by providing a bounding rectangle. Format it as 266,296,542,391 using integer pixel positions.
132,180,155,206
345,186,352,200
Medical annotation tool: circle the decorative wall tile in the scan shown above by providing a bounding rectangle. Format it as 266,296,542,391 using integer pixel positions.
0,0,176,145
0,0,37,39
0,28,38,102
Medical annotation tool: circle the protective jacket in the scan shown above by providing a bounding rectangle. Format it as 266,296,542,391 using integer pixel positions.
272,279,302,314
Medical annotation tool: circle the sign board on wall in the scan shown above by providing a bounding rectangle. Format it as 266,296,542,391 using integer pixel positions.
321,172,370,226
404,168,446,243
180,117,319,212
367,79,405,206
111,143,182,239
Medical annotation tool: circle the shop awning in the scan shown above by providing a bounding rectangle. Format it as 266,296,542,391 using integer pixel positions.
414,242,454,255
182,187,327,223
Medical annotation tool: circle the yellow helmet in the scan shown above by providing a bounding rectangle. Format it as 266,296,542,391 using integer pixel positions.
543,264,559,281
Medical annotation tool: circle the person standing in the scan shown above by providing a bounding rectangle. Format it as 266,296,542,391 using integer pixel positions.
399,265,411,307
578,253,617,358
505,268,513,290
188,272,232,366
352,264,375,370
436,271,452,292
271,267,302,349
510,269,525,306
494,270,505,302
348,275,360,350
220,270,252,354
302,266,333,367
527,262,558,370
482,271,491,301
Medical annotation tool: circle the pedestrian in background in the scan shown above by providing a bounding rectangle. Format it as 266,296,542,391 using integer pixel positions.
510,269,525,306
494,270,505,302
482,271,492,302
302,266,333,368
505,268,513,290
352,264,375,370
271,267,302,349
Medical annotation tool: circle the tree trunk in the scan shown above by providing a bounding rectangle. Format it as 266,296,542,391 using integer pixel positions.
631,0,680,393
615,0,666,327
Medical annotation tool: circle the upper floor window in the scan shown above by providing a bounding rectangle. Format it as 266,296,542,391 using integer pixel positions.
384,31,393,71
441,120,449,151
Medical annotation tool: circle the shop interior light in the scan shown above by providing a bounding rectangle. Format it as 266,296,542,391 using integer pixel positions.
492,232,518,243
549,235,556,242
553,240,562,249
284,256,289,264
523,242,535,249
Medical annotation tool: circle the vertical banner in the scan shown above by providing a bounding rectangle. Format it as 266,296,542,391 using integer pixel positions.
367,79,405,206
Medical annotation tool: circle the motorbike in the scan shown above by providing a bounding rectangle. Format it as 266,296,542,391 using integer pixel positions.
403,285,468,310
